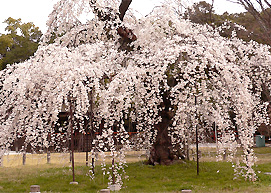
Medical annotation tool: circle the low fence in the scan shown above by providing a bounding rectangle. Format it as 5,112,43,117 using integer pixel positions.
2,145,271,167
0,151,147,167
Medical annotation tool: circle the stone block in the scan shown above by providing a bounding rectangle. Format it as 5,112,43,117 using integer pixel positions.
182,190,192,193
30,185,40,193
109,184,121,191
100,189,110,193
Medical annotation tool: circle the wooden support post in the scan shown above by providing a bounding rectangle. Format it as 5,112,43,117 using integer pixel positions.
47,151,51,164
195,95,199,176
85,131,89,166
112,157,115,185
69,96,78,185
15,139,18,153
0,156,2,167
223,150,227,161
214,122,218,151
71,134,75,182
23,152,26,165
187,144,190,161
187,130,190,161
196,124,199,176
92,157,95,174
86,151,88,166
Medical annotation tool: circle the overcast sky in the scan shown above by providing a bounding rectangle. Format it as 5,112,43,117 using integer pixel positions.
0,0,246,34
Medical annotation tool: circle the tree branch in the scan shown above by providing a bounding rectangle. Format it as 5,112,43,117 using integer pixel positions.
119,0,132,21
209,0,214,23
263,0,271,8
89,0,136,42
118,0,137,42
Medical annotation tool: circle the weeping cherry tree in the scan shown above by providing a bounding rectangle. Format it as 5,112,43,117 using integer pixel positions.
1,0,271,187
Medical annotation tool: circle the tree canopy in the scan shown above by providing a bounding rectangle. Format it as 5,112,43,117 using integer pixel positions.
1,0,271,187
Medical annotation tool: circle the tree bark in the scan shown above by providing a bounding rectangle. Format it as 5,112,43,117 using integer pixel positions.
90,0,136,42
119,0,132,21
148,90,175,165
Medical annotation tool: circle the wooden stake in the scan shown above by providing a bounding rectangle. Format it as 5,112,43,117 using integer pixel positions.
92,157,95,174
112,157,115,184
23,152,26,165
47,151,51,164
69,98,75,182
86,151,88,166
195,95,199,176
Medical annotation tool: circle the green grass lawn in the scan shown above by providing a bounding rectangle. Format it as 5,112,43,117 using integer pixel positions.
1,160,271,192
1,147,271,192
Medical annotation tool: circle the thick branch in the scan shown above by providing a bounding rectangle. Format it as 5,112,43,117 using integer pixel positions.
263,0,271,8
119,0,133,21
89,0,136,44
118,0,137,42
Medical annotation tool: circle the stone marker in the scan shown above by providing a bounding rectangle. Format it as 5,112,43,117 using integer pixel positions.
69,181,79,185
100,189,110,193
109,184,121,191
30,185,40,193
182,190,192,193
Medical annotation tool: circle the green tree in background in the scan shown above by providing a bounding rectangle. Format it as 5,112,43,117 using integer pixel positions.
230,0,271,44
184,1,215,25
0,17,42,70
184,1,270,45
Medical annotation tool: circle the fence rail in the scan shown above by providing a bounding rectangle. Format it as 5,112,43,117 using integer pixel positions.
0,151,147,167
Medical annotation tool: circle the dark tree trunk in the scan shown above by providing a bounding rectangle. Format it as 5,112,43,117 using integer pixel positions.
148,90,175,165
91,0,175,165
